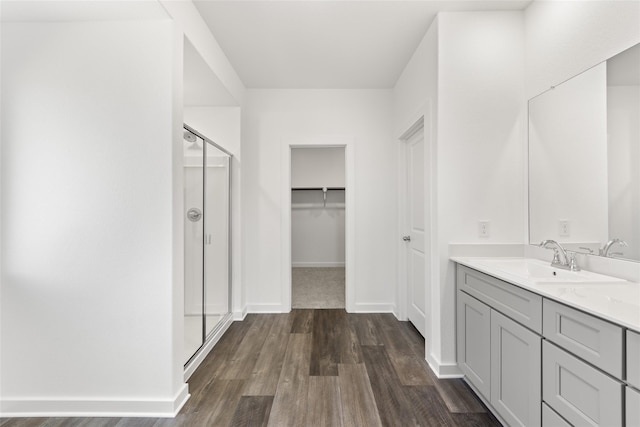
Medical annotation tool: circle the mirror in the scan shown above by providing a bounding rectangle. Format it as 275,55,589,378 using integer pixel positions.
529,43,639,262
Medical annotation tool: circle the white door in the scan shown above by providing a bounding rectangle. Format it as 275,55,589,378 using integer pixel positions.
406,128,426,336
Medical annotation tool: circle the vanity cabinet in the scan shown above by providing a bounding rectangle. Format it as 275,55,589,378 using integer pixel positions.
456,262,638,427
543,299,623,378
457,265,542,426
457,290,491,398
627,330,640,389
542,404,571,427
542,340,623,426
491,310,541,427
457,265,542,333
627,387,640,427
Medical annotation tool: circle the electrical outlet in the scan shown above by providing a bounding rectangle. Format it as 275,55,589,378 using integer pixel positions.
559,220,570,237
478,221,490,238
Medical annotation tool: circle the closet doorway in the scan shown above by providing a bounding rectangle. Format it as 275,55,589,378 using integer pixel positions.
291,147,346,309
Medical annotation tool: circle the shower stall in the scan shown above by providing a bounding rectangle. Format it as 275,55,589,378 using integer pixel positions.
183,125,232,366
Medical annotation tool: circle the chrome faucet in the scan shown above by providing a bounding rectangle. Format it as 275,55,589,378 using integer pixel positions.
539,240,580,271
599,238,628,257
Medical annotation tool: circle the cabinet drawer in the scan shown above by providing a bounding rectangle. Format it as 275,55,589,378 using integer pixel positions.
628,330,640,389
542,403,571,427
457,265,542,333
543,341,623,427
627,386,640,427
543,299,623,378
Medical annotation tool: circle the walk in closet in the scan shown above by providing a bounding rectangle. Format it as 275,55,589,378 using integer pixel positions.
291,147,346,308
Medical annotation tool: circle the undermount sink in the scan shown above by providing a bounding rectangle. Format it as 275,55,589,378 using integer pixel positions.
476,258,627,284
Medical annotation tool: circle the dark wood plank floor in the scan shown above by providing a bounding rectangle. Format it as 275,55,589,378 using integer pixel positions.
1,310,500,427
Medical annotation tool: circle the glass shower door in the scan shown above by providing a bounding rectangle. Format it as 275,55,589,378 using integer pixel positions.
183,132,205,364
183,127,232,366
203,144,230,337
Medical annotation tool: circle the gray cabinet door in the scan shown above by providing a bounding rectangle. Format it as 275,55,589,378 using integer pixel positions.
490,310,541,427
542,403,571,427
457,290,491,399
628,330,640,389
628,386,640,427
543,341,623,426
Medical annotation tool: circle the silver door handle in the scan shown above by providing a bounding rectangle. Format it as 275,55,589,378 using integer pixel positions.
187,208,202,222
403,235,411,242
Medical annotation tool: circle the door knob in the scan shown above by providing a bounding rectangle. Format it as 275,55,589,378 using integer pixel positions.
403,235,411,242
187,208,202,222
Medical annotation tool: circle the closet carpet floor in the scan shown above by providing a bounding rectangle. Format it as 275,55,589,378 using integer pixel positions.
292,267,345,309
0,310,499,427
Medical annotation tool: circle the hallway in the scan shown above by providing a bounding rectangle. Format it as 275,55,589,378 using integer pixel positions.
1,310,498,426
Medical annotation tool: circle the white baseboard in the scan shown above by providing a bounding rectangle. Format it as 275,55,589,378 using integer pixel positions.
426,353,463,378
292,262,345,268
184,314,234,381
0,384,190,418
233,306,248,321
246,303,288,313
390,305,402,320
351,303,395,313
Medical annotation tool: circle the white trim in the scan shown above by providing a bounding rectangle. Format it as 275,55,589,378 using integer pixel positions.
246,303,289,313
292,262,345,268
183,314,234,381
352,303,396,313
426,353,463,379
396,129,409,321
396,103,429,140
233,306,248,321
281,137,356,313
398,114,430,338
0,385,190,418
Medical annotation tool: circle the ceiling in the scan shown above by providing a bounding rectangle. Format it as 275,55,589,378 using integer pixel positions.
194,0,532,89
184,38,239,106
0,0,169,22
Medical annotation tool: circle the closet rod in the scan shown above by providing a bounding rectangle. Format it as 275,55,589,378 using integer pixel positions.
291,187,345,191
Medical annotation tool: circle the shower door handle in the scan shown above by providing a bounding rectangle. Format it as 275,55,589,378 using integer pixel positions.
187,208,202,222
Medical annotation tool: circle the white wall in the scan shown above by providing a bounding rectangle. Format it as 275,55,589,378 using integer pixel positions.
1,21,186,415
160,0,245,105
393,12,525,376
392,18,438,364
529,63,609,246
242,89,396,312
393,18,438,136
291,147,345,188
291,190,346,267
436,11,525,374
291,147,346,267
525,0,640,99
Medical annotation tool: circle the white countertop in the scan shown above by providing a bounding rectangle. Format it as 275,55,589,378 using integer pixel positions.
451,256,640,332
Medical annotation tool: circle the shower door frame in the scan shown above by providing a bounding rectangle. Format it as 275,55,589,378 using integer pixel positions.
183,124,234,376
